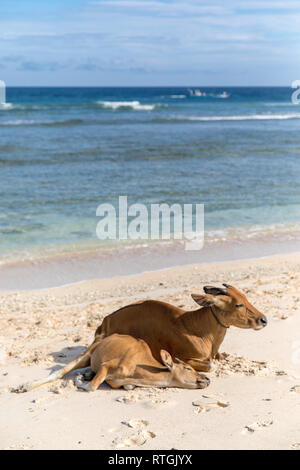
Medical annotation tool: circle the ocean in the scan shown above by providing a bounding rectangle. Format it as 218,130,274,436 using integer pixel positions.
1,86,300,289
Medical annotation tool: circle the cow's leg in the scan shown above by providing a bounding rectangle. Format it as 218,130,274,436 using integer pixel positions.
184,358,213,373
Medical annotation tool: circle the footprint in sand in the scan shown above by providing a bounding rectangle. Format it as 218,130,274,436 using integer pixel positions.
113,419,155,448
116,394,137,404
114,430,156,448
122,419,149,428
116,392,170,408
143,398,177,409
290,443,300,450
192,400,230,414
242,419,273,434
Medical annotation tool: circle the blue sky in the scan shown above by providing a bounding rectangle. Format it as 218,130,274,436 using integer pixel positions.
0,0,300,86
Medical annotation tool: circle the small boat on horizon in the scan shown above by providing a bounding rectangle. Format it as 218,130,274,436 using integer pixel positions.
188,89,230,98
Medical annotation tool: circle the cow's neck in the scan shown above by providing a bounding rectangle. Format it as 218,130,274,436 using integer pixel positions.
180,307,227,355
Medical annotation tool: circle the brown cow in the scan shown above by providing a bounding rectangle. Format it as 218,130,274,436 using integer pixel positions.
95,284,267,373
14,284,266,393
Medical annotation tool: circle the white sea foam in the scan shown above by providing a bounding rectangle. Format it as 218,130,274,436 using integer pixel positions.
96,100,158,111
170,95,186,99
185,113,300,122
0,103,43,111
0,102,14,110
0,120,36,126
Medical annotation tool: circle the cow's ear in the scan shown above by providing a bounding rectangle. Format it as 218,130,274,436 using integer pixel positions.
203,286,228,296
191,293,230,311
191,293,214,307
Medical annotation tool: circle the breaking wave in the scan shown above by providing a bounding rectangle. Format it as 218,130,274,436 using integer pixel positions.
96,100,161,111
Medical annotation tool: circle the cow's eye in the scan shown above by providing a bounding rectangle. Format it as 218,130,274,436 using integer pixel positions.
236,304,244,308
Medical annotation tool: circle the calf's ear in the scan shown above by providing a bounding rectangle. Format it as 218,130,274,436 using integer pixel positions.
191,293,214,307
160,350,174,370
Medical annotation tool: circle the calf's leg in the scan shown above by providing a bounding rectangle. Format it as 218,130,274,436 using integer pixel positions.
13,351,91,393
76,364,109,392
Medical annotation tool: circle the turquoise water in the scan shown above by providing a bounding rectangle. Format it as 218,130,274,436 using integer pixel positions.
0,86,300,265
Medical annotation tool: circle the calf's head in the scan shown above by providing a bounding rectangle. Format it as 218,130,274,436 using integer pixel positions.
191,284,267,330
160,350,210,389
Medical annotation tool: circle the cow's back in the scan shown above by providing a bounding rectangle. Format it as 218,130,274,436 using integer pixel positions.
95,300,186,361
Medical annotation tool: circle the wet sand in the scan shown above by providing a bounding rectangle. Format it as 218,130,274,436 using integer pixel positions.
0,252,300,449
1,228,300,290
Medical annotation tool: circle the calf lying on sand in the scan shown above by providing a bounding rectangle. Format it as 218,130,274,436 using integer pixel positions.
95,284,267,372
16,334,210,392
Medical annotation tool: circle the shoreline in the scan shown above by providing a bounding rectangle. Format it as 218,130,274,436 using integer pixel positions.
1,251,300,449
1,231,300,290
0,248,300,295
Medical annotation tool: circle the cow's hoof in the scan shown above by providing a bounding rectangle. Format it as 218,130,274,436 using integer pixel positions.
75,376,94,392
214,352,228,361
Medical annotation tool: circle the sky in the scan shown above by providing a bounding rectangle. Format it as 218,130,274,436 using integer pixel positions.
0,0,300,86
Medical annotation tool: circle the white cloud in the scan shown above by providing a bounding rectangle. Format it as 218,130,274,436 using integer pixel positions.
1,0,300,85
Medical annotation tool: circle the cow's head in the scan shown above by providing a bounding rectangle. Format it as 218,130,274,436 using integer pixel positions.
191,284,267,330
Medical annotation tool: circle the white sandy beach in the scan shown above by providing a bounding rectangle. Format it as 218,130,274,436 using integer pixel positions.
0,252,300,450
